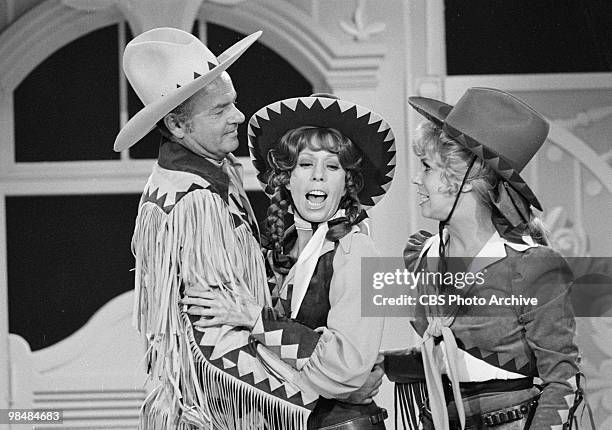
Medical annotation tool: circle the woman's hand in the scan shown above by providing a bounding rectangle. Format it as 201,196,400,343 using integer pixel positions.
345,354,385,404
181,287,263,329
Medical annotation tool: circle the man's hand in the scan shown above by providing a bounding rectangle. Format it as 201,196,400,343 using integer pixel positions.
181,288,263,329
345,354,385,404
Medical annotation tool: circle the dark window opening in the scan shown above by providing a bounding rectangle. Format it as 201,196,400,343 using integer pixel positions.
445,0,612,75
7,194,140,350
14,25,120,162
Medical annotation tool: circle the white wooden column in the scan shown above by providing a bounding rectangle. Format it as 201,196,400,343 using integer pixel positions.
0,192,8,410
0,87,13,411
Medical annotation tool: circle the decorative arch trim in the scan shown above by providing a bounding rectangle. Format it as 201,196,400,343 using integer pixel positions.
547,123,612,195
0,0,386,94
201,0,386,91
0,0,123,92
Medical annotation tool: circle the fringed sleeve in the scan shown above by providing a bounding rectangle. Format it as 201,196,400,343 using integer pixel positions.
250,305,322,369
132,181,316,430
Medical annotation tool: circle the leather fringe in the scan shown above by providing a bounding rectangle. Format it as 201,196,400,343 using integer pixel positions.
132,190,309,429
394,381,428,430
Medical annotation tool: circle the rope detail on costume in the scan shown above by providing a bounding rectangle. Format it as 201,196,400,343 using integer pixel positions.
424,156,475,430
566,372,596,430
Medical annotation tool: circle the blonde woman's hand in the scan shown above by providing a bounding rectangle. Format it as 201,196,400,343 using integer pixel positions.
345,358,385,405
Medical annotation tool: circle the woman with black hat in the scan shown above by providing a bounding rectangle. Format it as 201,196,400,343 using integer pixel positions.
184,94,396,429
386,88,589,430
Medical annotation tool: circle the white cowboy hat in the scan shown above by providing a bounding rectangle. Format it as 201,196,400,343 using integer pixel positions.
114,27,261,152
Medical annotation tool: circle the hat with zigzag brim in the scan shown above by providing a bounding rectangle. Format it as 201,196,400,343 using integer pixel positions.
247,95,396,209
114,27,261,152
409,87,548,211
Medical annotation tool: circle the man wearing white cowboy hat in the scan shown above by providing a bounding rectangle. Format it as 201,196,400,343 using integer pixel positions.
121,28,324,429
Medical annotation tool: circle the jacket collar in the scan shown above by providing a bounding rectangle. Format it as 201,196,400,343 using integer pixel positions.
158,139,233,199
419,230,539,273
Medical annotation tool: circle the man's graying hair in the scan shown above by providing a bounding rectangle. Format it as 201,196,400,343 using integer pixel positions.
156,75,223,139
156,98,195,139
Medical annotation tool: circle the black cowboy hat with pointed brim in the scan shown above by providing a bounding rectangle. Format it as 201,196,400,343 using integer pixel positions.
247,95,396,209
408,87,549,211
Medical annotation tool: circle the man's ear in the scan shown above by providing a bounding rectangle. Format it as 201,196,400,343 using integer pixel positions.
164,113,186,139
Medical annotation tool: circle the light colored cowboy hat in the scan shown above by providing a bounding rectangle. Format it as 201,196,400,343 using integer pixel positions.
247,94,396,209
408,87,549,211
114,27,261,152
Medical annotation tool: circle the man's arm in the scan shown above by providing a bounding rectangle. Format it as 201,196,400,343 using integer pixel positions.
184,232,385,400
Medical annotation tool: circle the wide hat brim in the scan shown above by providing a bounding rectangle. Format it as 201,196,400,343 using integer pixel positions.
248,96,396,209
408,93,544,211
114,31,261,152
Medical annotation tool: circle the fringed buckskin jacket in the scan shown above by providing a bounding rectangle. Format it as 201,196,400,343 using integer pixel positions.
132,140,319,430
404,230,585,429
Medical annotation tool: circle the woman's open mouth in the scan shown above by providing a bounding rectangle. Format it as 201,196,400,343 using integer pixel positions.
417,190,430,206
305,190,327,209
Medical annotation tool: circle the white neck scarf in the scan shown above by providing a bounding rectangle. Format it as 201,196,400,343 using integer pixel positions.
290,209,345,318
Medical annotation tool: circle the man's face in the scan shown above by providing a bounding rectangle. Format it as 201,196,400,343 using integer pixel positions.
180,73,245,160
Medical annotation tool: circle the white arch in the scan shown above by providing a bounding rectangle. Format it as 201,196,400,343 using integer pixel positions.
201,0,386,92
547,123,612,195
0,0,386,94
0,0,123,92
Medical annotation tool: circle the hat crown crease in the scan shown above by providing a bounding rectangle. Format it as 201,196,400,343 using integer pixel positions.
124,33,218,105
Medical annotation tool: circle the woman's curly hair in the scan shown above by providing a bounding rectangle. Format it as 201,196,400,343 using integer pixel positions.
263,126,364,265
413,121,549,245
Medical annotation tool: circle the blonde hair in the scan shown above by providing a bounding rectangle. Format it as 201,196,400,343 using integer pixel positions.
413,121,549,245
